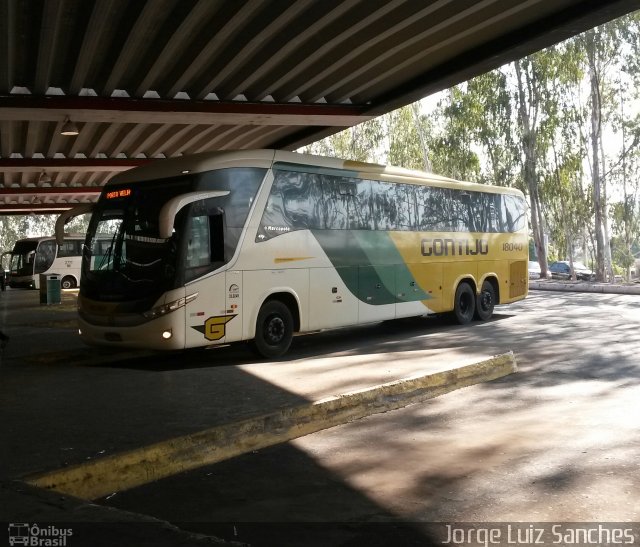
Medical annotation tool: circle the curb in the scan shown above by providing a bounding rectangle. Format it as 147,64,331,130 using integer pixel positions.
26,352,517,500
530,281,640,295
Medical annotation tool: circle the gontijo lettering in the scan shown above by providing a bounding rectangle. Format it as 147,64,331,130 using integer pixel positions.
421,238,489,256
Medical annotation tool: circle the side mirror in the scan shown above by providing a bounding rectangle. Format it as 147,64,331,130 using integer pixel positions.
158,191,230,239
55,203,95,245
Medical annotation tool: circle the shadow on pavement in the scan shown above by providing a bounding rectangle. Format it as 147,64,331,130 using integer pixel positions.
99,441,441,547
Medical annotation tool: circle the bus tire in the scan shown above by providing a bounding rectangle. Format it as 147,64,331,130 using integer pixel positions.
453,282,475,325
251,300,294,359
61,276,76,289
475,279,495,321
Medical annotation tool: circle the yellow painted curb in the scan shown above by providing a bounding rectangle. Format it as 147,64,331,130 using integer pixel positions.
26,352,517,500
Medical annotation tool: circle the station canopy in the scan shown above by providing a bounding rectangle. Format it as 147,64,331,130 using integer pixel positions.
1,0,638,214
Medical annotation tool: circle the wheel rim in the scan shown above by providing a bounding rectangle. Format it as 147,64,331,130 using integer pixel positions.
264,315,285,345
480,289,493,312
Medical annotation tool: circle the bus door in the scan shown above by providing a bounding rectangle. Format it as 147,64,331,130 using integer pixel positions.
223,270,243,342
182,206,232,348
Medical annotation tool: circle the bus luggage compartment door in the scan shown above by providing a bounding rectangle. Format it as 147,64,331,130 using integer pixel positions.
308,267,358,330
509,260,527,299
357,265,396,323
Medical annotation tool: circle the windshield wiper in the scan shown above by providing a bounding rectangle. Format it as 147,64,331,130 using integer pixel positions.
97,230,118,271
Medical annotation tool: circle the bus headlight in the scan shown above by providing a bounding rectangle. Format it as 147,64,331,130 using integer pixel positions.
143,292,198,320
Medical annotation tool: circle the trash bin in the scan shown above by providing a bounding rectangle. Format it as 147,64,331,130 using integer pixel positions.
39,273,62,305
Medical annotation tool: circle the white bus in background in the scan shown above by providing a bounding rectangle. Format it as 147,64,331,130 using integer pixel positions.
6,234,84,289
57,150,528,358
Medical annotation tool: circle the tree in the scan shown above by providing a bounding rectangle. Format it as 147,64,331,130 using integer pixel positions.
386,105,432,171
0,213,90,271
464,70,520,188
583,29,608,281
513,54,552,277
302,117,384,163
578,16,638,281
427,87,481,181
608,14,640,279
0,216,30,258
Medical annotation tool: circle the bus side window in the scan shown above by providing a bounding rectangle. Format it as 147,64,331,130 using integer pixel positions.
501,195,527,232
185,203,225,281
209,213,224,263
320,176,349,230
58,240,81,257
416,186,456,232
370,180,398,231
35,240,56,273
186,215,211,269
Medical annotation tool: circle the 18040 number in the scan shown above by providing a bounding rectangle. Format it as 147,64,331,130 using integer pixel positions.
502,242,524,252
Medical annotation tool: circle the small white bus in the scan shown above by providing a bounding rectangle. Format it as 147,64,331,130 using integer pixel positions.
7,234,84,289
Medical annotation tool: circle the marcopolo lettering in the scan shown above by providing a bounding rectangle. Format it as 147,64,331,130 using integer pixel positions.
421,238,489,257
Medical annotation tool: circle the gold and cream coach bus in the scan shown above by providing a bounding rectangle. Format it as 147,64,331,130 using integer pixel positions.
56,150,528,357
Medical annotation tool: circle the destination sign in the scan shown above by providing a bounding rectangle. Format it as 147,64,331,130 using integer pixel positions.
105,188,132,199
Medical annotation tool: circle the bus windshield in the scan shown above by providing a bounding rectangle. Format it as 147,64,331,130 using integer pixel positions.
81,167,265,305
9,240,38,277
9,239,58,275
82,179,190,303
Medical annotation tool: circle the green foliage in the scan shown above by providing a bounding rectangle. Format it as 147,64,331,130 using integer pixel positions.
300,11,640,274
427,87,481,181
386,106,431,171
0,216,30,259
0,214,90,271
301,117,384,163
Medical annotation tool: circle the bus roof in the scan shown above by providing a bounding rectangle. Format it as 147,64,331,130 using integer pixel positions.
10,234,85,244
108,149,525,197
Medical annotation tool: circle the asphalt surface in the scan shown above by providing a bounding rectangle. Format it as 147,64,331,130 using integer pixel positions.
0,288,503,480
99,291,640,533
1,286,639,546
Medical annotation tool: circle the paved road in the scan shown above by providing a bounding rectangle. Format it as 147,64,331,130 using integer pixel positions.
98,292,640,543
2,290,639,546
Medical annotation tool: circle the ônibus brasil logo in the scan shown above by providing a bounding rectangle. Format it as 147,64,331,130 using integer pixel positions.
8,523,73,546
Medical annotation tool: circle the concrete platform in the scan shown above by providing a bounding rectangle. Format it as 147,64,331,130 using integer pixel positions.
0,287,517,546
3,288,640,545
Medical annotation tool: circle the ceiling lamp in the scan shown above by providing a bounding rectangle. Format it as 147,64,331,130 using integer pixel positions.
61,117,79,136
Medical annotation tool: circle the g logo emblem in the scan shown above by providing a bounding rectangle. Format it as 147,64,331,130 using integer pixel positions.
204,315,235,341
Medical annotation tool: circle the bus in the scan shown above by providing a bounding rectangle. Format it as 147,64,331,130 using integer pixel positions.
6,234,84,290
56,150,528,357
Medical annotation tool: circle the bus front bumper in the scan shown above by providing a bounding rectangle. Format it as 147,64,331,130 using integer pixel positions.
78,314,186,351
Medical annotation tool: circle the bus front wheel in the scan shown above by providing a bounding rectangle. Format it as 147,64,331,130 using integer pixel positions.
251,300,294,359
453,282,475,325
475,280,495,321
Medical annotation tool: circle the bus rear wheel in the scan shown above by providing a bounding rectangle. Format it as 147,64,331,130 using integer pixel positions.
475,280,495,321
61,276,76,290
251,300,294,359
453,282,475,325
